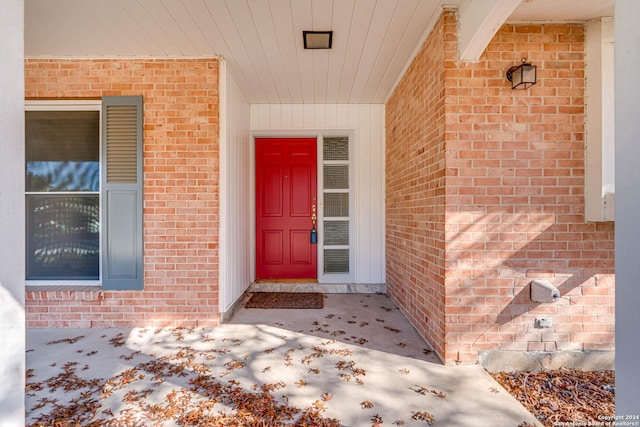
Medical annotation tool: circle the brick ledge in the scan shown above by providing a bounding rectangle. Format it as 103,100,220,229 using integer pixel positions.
26,285,102,292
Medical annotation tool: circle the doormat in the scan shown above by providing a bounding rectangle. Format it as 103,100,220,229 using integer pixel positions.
245,292,324,309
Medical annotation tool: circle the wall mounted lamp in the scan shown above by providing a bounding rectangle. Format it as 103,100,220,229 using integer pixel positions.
506,58,537,90
303,31,333,49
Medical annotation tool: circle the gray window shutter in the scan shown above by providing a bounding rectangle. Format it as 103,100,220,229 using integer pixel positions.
101,96,143,290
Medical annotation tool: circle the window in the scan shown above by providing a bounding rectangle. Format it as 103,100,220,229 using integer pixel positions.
321,136,352,277
25,97,144,289
26,107,100,280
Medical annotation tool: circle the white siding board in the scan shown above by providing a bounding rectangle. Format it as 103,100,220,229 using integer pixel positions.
324,104,338,129
325,0,356,103
303,106,316,129
143,0,198,55
370,106,386,280
270,106,283,130
161,0,211,55
65,0,139,55
355,106,372,282
291,105,305,129
226,0,280,102
203,0,267,102
247,0,292,103
27,0,129,56
336,104,349,129
360,0,419,103
182,1,254,101
348,0,399,103
314,104,326,128
250,104,385,284
336,0,376,103
291,0,315,103
279,104,293,129
257,104,271,129
377,0,440,101
120,0,177,55
269,0,304,103
97,0,167,55
313,51,331,103
220,63,252,312
348,104,360,129
311,0,333,103
26,0,457,104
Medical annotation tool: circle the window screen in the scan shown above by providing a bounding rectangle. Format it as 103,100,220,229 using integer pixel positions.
323,193,349,217
324,249,350,273
322,136,350,275
25,109,100,280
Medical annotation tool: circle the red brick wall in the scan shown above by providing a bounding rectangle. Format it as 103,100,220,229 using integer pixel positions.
25,58,220,327
386,12,450,359
386,11,615,364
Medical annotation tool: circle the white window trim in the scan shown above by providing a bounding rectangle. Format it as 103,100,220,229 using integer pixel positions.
318,133,355,283
25,100,103,286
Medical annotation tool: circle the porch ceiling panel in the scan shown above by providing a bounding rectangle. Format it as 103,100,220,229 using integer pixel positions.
508,0,614,22
25,0,614,105
25,0,456,104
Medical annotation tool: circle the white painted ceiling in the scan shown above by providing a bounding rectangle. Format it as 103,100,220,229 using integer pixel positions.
25,0,614,104
509,0,613,21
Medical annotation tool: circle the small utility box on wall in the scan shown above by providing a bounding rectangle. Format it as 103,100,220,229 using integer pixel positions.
530,280,560,303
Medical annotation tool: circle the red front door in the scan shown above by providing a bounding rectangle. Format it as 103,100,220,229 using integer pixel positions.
256,138,317,279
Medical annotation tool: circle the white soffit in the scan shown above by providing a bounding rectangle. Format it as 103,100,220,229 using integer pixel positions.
25,0,614,104
508,0,614,22
25,0,460,104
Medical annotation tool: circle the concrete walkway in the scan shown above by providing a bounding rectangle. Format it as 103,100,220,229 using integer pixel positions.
26,294,541,426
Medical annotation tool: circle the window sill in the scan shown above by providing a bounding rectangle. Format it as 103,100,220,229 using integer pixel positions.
26,284,102,292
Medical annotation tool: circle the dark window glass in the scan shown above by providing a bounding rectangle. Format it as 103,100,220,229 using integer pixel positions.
26,195,99,279
26,111,99,192
25,109,100,280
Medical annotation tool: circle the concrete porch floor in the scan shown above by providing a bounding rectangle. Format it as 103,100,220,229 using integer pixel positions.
26,294,541,426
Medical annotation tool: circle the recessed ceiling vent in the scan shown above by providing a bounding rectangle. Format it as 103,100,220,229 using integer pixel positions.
303,31,333,49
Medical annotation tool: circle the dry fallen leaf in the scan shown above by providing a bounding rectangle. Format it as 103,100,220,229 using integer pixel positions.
361,400,374,409
491,369,614,427
412,410,435,425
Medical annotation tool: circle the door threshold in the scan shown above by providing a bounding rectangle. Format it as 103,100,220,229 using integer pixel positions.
249,282,386,294
254,278,318,283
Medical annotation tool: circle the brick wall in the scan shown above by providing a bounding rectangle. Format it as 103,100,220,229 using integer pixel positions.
25,58,221,327
386,13,449,359
386,11,615,364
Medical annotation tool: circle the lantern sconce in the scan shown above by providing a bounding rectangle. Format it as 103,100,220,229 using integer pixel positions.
506,58,537,90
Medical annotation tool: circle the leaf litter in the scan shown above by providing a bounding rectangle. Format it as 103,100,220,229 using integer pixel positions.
27,296,449,426
491,368,614,427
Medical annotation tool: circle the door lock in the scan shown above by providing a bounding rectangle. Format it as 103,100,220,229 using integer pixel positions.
311,204,317,244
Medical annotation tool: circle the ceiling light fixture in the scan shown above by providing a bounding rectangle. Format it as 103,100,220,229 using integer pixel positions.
303,31,333,49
